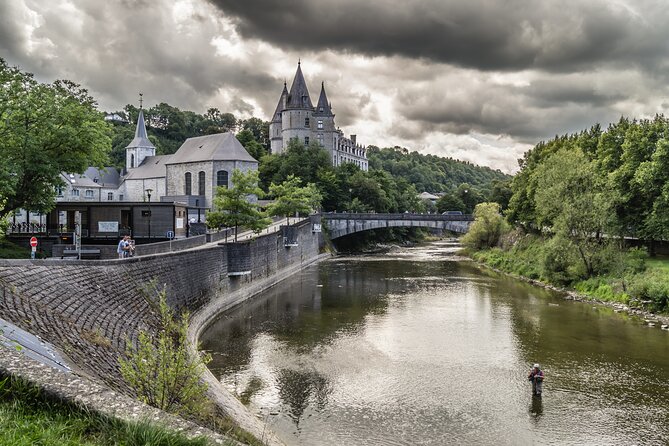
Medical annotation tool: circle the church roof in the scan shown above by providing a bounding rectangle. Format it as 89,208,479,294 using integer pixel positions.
272,82,288,122
166,132,257,164
125,109,155,150
122,155,172,180
314,82,333,116
286,62,313,109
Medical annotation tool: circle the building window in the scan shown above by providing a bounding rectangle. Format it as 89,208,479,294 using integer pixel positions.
304,136,309,145
72,189,80,197
55,186,63,197
317,133,324,146
130,154,135,168
119,194,124,201
85,190,94,198
198,171,206,195
185,172,192,195
319,106,323,112
317,119,323,129
107,192,114,200
305,117,310,127
217,170,228,188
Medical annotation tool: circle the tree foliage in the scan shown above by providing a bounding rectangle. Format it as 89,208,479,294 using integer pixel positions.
206,169,270,240
265,175,322,224
0,58,110,216
462,202,508,249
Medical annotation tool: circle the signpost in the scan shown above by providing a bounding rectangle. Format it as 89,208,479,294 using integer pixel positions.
166,230,174,251
30,237,37,260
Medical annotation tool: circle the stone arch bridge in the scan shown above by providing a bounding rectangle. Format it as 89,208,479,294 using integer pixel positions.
322,213,474,239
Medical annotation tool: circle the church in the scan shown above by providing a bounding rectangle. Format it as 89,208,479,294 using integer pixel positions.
270,63,368,171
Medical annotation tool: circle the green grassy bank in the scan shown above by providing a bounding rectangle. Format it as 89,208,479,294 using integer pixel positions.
0,373,221,446
467,234,669,313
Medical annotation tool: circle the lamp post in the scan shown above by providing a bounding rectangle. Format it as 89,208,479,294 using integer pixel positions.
146,188,153,240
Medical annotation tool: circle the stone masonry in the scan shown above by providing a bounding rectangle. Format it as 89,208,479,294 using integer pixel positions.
0,217,322,445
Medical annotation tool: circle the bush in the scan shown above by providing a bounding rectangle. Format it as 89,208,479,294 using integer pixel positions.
462,202,509,249
119,285,212,417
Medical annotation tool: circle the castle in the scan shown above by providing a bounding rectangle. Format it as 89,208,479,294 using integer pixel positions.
269,63,368,171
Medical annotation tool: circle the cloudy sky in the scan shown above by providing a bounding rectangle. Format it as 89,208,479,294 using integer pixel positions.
2,0,668,172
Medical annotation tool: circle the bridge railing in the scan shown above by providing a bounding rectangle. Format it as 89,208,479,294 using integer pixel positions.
321,212,474,221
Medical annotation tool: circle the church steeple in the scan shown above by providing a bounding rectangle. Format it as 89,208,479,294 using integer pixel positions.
286,62,313,109
315,81,334,116
125,94,156,170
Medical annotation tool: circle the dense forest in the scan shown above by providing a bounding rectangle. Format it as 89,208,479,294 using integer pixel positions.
108,103,511,213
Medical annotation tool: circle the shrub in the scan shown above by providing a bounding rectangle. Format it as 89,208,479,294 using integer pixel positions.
462,202,509,249
119,285,212,417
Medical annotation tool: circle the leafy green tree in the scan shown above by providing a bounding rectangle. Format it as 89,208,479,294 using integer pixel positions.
206,169,270,240
532,148,612,277
0,59,111,216
462,202,508,249
236,128,266,160
119,285,211,417
266,175,322,224
436,193,466,214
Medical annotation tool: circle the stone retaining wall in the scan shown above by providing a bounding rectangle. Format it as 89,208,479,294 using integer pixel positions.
0,217,323,445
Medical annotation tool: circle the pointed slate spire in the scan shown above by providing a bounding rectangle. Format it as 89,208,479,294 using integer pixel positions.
272,81,289,122
286,62,313,109
125,109,155,149
315,81,333,116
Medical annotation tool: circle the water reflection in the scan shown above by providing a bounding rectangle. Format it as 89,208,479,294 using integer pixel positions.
201,241,669,445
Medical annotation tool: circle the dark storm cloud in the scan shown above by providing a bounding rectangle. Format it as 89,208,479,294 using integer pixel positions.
209,0,665,72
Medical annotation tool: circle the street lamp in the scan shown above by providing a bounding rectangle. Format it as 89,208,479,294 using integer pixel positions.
146,188,153,239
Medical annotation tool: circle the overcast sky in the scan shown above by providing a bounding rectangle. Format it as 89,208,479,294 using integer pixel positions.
2,0,668,173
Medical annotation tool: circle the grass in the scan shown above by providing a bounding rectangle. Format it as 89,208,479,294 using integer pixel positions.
0,238,30,259
0,373,221,446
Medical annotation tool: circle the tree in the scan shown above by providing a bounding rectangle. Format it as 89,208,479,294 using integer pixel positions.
436,193,466,214
0,59,111,216
236,128,266,160
266,175,322,224
461,202,508,249
205,169,271,241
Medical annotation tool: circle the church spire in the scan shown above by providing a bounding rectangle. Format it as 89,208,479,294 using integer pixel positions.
125,108,155,150
271,81,289,122
286,61,313,109
315,81,333,116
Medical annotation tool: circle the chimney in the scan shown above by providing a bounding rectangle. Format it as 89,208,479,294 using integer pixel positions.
351,134,357,144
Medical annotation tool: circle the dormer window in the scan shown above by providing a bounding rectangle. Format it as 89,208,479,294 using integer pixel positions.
319,107,324,112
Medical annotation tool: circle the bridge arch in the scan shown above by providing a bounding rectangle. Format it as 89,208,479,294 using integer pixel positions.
322,213,473,239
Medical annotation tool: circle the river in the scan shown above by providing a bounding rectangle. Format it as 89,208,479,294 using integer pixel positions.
200,240,669,445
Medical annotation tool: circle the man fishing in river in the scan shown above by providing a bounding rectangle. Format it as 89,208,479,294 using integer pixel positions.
528,364,544,397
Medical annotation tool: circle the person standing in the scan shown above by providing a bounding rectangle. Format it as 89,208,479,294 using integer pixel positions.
528,363,544,397
117,236,127,259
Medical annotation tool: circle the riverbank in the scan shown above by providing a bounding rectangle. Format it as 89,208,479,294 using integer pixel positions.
464,247,669,328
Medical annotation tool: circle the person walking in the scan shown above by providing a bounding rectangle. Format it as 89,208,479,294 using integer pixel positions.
528,363,544,397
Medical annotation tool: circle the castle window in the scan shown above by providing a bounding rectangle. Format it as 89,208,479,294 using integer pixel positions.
319,107,323,112
317,119,323,129
305,117,310,127
185,172,192,195
317,133,324,145
305,136,310,145
85,190,94,198
217,170,228,188
55,186,63,197
72,189,79,197
198,171,206,195
130,154,135,168
119,194,124,201
107,192,114,200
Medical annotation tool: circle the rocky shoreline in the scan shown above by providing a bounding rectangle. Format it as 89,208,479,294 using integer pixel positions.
469,257,669,330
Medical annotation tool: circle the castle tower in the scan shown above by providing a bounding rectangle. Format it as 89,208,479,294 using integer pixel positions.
269,82,288,154
280,62,314,152
125,104,155,171
314,82,336,151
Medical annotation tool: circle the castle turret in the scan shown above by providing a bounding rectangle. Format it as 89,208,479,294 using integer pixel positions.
269,82,288,154
125,108,155,170
314,82,336,149
281,62,314,150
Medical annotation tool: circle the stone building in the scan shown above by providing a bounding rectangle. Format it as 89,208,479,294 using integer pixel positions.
269,62,368,171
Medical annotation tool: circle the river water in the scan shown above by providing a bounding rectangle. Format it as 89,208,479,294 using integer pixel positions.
201,241,669,445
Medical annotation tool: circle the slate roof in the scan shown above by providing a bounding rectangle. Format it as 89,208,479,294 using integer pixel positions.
314,82,333,116
166,133,257,164
272,82,288,122
123,155,172,180
62,167,121,188
286,62,313,109
125,109,155,149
